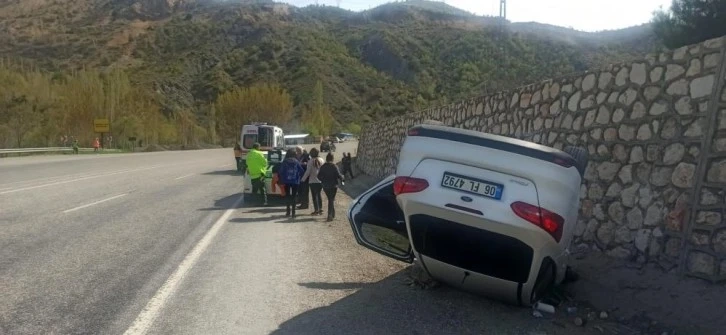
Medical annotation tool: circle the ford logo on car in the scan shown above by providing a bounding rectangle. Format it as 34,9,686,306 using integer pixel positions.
460,196,473,202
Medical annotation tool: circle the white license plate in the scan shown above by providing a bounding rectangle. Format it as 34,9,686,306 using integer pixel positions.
441,172,503,200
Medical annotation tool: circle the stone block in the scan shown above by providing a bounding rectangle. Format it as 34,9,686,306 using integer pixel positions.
690,230,710,246
690,74,715,99
644,86,661,101
627,207,644,229
672,162,696,188
630,63,647,85
662,143,686,165
639,186,655,208
618,165,633,184
615,67,629,86
696,211,722,225
580,94,596,109
568,91,581,112
650,66,663,82
630,146,644,163
704,53,720,69
665,64,685,81
706,159,726,183
713,229,726,254
644,202,665,226
686,58,701,77
667,79,689,96
636,124,652,140
674,96,693,115
631,102,646,119
597,162,621,181
582,73,596,92
618,88,638,106
621,183,639,207
651,167,673,186
687,251,715,276
598,72,612,89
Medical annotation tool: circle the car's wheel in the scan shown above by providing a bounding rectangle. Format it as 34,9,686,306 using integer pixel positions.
530,259,556,305
563,146,589,178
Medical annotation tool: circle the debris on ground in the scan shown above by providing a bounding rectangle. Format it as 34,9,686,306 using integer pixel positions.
574,317,586,326
403,262,440,290
534,302,555,314
599,311,609,319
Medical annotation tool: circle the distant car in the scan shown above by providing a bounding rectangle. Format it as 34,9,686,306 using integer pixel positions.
347,122,587,307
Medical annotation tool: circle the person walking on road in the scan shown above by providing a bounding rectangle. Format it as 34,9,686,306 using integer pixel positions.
318,152,344,222
301,148,324,216
297,147,311,210
246,142,269,206
279,148,305,218
341,153,355,179
72,138,79,154
93,138,100,152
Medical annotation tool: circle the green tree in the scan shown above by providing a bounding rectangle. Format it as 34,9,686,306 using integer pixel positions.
214,83,294,141
652,0,726,48
302,80,334,136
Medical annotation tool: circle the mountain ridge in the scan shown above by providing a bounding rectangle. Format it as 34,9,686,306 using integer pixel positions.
0,0,662,128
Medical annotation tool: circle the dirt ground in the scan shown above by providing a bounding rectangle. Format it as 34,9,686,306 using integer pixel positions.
341,158,725,335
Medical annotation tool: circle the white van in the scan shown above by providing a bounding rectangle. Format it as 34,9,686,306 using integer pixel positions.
347,122,587,306
239,123,285,171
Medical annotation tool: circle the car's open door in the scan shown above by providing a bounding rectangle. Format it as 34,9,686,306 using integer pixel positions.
347,175,413,263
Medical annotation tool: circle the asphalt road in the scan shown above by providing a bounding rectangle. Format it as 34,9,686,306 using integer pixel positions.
1,143,607,335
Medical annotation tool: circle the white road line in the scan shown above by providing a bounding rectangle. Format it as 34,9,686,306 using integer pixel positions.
174,173,194,180
123,195,243,335
62,193,128,213
0,165,163,195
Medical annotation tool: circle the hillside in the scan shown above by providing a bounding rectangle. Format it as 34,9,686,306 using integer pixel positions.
0,0,662,146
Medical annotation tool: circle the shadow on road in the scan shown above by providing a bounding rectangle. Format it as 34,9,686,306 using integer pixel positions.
298,282,368,290
202,170,240,176
198,193,246,211
228,216,318,224
269,269,565,335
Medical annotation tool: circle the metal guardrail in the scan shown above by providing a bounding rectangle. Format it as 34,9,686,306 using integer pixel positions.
0,147,74,154
0,147,122,156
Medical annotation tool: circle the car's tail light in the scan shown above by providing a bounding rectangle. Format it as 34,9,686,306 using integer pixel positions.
407,127,420,136
394,176,429,195
510,201,564,242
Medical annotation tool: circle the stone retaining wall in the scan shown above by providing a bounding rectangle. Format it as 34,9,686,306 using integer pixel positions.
355,36,726,281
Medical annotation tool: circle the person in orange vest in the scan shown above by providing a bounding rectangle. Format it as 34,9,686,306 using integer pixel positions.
93,138,100,152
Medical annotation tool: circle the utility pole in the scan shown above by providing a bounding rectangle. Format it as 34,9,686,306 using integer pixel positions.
499,0,506,30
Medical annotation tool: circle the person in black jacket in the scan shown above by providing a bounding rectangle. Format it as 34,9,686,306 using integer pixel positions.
297,147,311,209
317,152,344,222
341,153,354,179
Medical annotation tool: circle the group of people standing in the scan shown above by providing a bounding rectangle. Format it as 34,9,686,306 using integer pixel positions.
279,146,350,221
244,142,354,222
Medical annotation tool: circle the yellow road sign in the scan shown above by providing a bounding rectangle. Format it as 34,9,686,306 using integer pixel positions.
94,118,110,133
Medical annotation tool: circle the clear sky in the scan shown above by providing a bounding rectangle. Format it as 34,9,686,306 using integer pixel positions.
282,0,674,32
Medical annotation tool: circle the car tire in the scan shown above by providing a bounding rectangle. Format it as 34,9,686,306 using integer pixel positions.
563,146,589,178
530,259,556,305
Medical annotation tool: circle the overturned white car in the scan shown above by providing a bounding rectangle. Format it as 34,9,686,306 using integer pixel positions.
347,122,588,306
